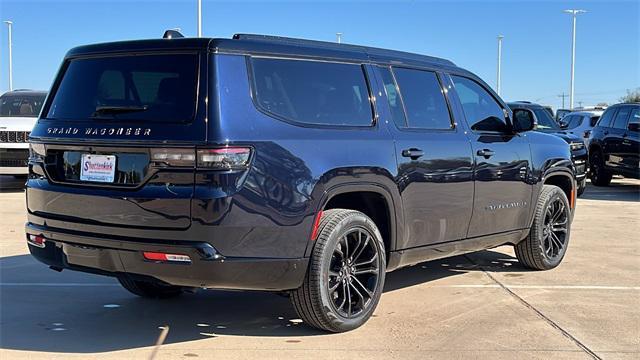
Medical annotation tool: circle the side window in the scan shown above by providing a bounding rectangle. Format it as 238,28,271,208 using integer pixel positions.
612,107,631,130
567,115,583,129
251,58,373,126
378,67,408,128
392,68,453,129
450,75,508,132
629,108,640,127
597,109,616,128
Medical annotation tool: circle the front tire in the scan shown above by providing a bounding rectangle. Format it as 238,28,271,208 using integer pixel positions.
118,277,183,299
515,185,571,270
576,178,586,196
290,209,386,332
589,150,612,186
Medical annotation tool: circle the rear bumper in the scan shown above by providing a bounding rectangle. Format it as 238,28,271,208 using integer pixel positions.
26,222,308,291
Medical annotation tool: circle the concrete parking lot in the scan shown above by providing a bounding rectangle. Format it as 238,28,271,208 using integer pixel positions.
1,176,639,359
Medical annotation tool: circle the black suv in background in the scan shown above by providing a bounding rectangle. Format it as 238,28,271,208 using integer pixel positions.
508,102,588,195
588,103,640,186
26,34,578,332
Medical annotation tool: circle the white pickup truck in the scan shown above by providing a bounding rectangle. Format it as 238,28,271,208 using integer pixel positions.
0,90,47,175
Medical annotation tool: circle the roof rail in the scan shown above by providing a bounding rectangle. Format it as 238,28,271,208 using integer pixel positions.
232,33,455,67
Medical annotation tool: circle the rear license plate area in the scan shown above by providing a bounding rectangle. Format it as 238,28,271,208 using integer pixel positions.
80,154,116,183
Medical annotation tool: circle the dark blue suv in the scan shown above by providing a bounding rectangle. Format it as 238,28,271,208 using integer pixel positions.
26,33,578,332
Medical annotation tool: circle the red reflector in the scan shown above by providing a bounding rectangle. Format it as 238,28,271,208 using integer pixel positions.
28,234,46,248
310,210,324,240
143,252,191,263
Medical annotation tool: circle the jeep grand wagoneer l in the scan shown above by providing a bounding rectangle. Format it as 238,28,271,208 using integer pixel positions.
26,33,577,332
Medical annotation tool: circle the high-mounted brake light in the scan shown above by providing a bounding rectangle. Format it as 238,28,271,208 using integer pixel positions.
143,252,191,263
197,147,252,169
28,234,46,248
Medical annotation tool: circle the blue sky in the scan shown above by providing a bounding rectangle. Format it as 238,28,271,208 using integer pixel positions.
0,0,638,109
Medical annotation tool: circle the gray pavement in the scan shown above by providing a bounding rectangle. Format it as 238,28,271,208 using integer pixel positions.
0,177,638,359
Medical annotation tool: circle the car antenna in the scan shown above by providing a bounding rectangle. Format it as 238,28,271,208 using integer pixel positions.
163,29,184,39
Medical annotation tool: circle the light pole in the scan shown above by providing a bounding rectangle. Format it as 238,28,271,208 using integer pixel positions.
496,35,504,96
4,20,13,91
336,32,342,44
564,9,586,110
197,0,202,37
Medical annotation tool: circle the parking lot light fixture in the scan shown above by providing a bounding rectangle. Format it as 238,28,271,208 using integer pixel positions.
564,9,586,110
496,35,504,96
3,20,13,91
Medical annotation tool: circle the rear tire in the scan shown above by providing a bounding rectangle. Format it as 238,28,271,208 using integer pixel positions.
589,150,612,186
118,277,183,299
515,185,571,270
290,209,386,332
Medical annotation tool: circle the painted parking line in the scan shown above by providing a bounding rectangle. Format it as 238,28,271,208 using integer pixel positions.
428,284,640,290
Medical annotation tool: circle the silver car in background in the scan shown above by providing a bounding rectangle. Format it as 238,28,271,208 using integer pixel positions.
0,90,47,176
560,110,604,143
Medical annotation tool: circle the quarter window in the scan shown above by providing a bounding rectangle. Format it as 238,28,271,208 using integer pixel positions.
392,68,453,129
451,75,508,132
251,58,373,126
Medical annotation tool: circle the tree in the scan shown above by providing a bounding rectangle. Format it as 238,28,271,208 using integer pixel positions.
620,88,640,103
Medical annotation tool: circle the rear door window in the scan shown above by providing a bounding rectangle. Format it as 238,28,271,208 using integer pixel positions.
565,115,583,129
597,108,616,128
612,107,631,130
45,54,199,123
378,67,407,128
251,58,373,126
392,68,453,130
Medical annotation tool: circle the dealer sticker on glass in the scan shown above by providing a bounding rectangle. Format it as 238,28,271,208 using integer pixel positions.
80,154,116,183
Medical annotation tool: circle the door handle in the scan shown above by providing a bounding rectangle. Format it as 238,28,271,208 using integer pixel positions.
401,148,424,160
477,149,495,158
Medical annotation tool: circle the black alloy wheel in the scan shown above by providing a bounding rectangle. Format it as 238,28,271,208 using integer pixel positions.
589,150,612,186
515,184,572,270
327,227,381,318
541,197,569,259
290,209,386,332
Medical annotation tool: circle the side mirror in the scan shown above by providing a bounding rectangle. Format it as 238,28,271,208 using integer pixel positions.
512,109,536,132
629,122,640,132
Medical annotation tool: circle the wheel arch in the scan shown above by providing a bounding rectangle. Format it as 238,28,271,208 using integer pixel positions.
541,169,576,210
304,183,399,262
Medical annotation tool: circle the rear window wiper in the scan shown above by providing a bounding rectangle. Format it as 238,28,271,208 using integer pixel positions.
92,105,149,117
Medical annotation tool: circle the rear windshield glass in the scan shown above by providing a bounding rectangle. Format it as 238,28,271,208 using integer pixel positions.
0,94,46,117
251,58,373,126
45,54,198,123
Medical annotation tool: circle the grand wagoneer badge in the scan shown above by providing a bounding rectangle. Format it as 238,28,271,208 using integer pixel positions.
47,127,152,136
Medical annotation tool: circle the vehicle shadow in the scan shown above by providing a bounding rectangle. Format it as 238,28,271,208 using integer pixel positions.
0,249,520,353
579,179,640,202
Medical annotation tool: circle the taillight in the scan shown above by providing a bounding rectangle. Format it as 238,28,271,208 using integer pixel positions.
27,234,46,248
143,252,191,263
197,147,252,170
150,148,196,167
